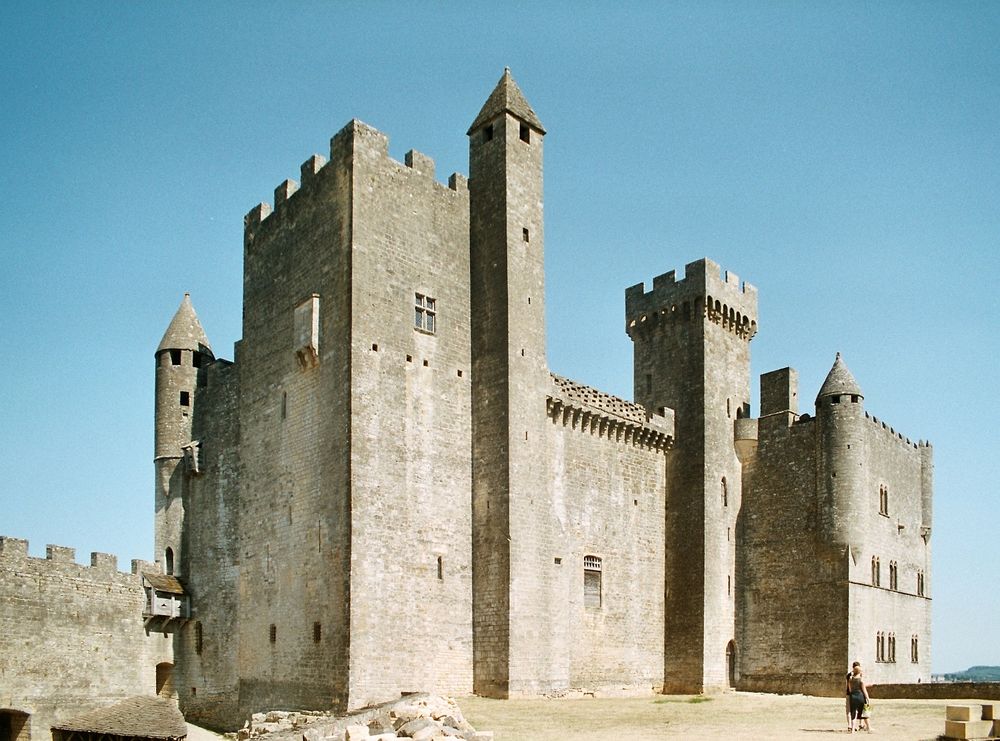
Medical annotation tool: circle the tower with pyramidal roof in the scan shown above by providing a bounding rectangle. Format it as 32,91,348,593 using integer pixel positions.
150,71,932,728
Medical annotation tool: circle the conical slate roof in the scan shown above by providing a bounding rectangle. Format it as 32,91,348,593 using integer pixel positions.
157,293,212,355
52,695,187,739
468,67,545,135
816,352,863,400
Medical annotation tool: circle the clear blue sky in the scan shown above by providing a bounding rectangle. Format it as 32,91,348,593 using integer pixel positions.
1,2,997,674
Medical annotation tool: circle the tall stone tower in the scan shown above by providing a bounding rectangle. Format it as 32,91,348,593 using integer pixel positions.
626,259,757,692
154,293,212,576
468,69,554,696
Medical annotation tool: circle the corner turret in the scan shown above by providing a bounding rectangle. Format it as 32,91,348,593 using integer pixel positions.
154,293,213,577
816,353,866,552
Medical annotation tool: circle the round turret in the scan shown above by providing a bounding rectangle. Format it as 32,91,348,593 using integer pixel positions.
154,293,213,575
816,353,867,550
154,294,213,459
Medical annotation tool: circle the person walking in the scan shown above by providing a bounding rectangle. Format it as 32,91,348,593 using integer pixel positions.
848,664,870,733
845,661,860,731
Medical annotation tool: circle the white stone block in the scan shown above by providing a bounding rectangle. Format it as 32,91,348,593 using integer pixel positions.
944,719,994,739
345,725,370,741
947,705,975,721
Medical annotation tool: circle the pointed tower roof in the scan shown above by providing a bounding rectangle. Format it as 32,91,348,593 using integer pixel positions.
816,352,863,401
157,293,212,355
468,67,546,135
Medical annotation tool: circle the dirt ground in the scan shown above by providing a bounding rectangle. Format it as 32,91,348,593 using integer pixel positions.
458,692,963,741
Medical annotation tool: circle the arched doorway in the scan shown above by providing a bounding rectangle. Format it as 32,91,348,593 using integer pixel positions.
726,640,737,688
156,662,175,698
0,710,30,741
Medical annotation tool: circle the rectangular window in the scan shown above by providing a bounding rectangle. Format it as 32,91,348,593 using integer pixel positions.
414,293,437,334
170,349,182,365
194,622,203,655
519,123,530,143
313,622,321,643
269,624,276,643
584,555,602,609
179,391,190,407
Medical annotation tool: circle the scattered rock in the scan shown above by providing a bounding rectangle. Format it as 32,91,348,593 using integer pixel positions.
239,695,488,741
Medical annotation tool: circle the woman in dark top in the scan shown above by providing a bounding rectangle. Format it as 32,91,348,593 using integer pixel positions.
848,665,870,733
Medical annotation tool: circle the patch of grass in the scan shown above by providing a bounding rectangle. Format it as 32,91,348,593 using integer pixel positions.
687,695,712,704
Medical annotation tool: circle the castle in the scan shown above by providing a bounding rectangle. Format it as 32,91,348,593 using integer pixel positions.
0,70,933,736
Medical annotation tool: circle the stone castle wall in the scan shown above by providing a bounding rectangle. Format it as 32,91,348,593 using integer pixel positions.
847,416,932,683
736,413,848,695
230,122,357,716
346,124,474,707
0,537,171,740
544,387,669,694
174,358,242,729
736,370,932,696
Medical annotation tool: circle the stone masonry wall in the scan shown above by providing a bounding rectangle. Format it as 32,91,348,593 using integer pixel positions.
0,537,171,740
346,124,474,708
175,358,242,729
233,123,356,716
736,416,848,696
545,404,667,694
847,416,931,684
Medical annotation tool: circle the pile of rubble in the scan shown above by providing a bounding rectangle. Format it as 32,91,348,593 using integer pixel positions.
232,694,492,741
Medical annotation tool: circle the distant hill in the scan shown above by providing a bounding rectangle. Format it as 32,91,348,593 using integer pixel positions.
941,666,1000,682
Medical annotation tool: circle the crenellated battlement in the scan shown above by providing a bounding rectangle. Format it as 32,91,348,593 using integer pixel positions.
864,412,931,451
626,259,758,341
0,535,154,578
244,119,468,238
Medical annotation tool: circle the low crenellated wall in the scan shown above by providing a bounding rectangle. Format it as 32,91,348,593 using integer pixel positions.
870,682,1000,700
0,535,172,740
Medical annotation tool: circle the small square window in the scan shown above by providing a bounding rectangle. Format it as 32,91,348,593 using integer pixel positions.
170,349,182,366
414,293,437,334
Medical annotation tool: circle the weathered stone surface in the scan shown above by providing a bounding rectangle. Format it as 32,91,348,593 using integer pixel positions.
944,718,994,739
345,725,369,740
947,705,976,721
